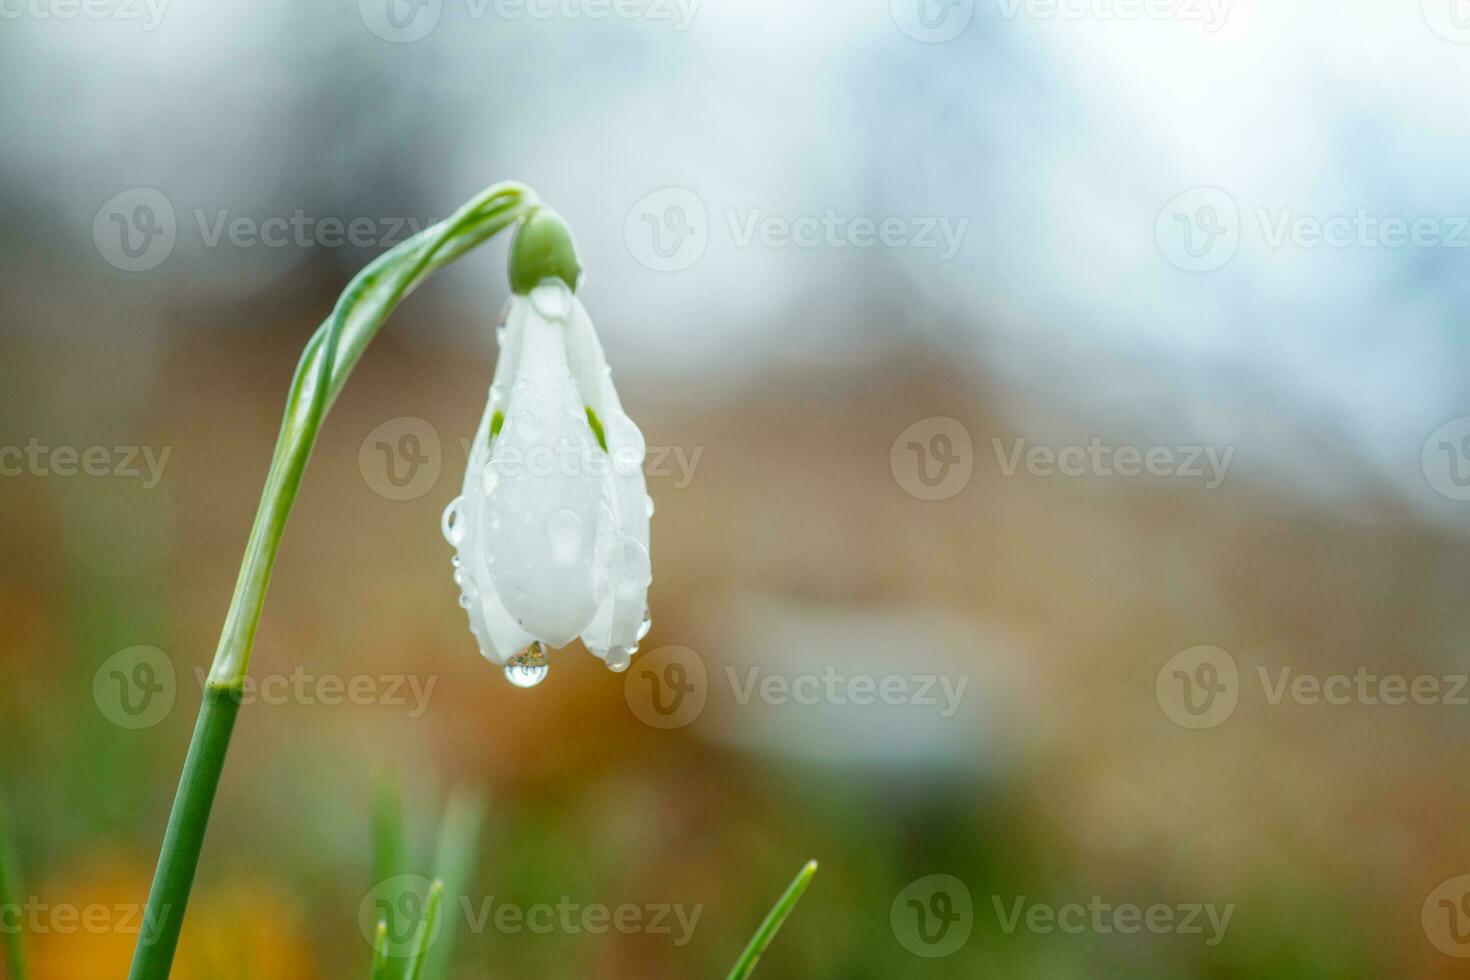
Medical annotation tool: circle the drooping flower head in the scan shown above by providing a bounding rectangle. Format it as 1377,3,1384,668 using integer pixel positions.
442,209,652,686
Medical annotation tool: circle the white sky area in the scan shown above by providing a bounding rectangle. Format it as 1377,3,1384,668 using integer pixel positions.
4,0,1468,517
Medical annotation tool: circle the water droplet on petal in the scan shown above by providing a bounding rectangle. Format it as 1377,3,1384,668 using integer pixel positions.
615,537,652,596
481,466,499,498
546,508,583,566
504,643,549,688
645,495,656,518
636,611,653,641
513,410,542,443
605,647,633,673
441,497,465,546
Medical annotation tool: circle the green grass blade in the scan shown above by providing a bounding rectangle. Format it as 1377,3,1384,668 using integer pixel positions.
372,772,409,891
0,783,27,980
370,921,391,980
725,861,818,980
404,881,444,980
422,790,484,980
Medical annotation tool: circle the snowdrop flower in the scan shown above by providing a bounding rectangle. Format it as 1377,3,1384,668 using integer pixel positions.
442,209,653,686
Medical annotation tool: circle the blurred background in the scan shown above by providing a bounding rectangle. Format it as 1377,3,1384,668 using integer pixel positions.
3,0,1470,975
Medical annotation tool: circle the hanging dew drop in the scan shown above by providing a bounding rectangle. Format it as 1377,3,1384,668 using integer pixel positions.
441,497,465,546
605,647,633,673
504,643,549,688
636,611,652,641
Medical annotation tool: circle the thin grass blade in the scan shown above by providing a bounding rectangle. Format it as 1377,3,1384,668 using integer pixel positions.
725,861,818,980
370,921,391,980
404,880,445,980
0,784,27,980
422,790,485,980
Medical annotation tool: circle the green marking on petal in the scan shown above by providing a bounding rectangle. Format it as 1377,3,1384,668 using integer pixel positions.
585,405,608,452
489,410,504,445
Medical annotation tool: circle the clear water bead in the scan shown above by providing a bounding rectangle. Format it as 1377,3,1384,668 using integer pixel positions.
441,497,465,546
504,643,549,688
605,647,633,673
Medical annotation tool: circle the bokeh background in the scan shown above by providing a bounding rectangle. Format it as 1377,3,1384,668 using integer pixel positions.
3,0,1470,975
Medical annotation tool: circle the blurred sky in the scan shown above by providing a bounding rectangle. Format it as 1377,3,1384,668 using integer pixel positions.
3,0,1468,520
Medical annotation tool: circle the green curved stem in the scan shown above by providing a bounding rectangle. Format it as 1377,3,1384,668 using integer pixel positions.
127,181,540,980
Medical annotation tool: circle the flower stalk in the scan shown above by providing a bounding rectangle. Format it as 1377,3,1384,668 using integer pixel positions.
128,182,540,980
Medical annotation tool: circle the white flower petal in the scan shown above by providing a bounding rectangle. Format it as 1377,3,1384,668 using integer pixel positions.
565,297,652,656
481,289,615,648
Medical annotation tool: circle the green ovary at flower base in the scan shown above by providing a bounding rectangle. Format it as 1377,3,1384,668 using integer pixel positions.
442,207,654,685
